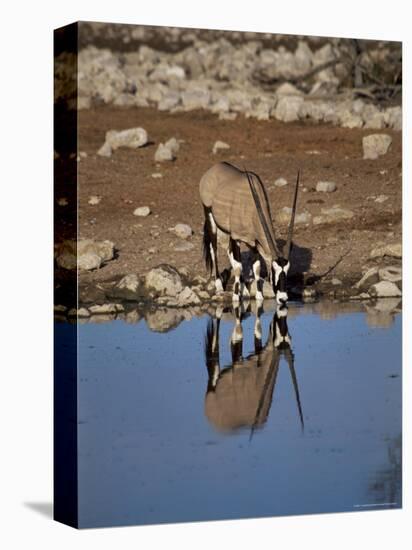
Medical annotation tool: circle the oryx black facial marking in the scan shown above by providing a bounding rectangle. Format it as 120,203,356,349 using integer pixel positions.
272,257,290,305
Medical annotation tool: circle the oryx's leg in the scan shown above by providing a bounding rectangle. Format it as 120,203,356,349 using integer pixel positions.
253,300,264,353
205,316,221,392
230,304,243,364
203,206,223,293
228,238,243,303
251,248,264,302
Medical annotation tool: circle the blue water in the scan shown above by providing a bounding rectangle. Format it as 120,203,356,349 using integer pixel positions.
71,303,401,528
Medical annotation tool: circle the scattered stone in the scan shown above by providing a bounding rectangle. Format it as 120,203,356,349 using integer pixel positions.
154,137,180,162
212,140,230,154
374,195,388,203
378,266,402,285
134,206,151,217
176,287,201,306
273,96,304,123
313,206,354,225
363,134,392,160
54,305,67,313
370,243,402,259
316,181,337,193
109,274,142,301
274,177,288,187
145,265,184,297
98,127,148,157
354,267,379,290
368,281,401,298
331,278,342,285
55,239,115,271
174,241,194,252
151,172,163,178
88,195,101,205
181,89,211,110
384,106,402,131
89,303,125,315
275,82,303,97
169,223,193,239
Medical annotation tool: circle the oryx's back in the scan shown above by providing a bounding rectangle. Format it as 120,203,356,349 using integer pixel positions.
199,162,273,249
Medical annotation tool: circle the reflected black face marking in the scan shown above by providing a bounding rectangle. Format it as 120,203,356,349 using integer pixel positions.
272,258,290,304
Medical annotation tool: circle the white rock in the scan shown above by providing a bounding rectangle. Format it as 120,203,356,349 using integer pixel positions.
174,241,194,252
378,266,402,284
313,206,354,225
369,281,401,298
89,303,125,314
370,243,402,259
274,177,288,187
145,265,183,297
384,106,402,131
375,195,388,203
88,195,101,205
275,82,303,97
170,223,193,239
151,173,163,178
77,252,101,270
158,90,181,111
134,206,151,217
181,89,210,110
155,143,174,162
274,96,304,122
154,137,179,162
212,140,230,154
340,111,363,129
177,287,201,306
56,239,114,271
110,274,141,300
363,134,392,160
316,181,337,193
354,267,379,290
98,127,148,157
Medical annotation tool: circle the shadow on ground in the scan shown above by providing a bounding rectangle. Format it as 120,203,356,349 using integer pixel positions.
24,502,53,519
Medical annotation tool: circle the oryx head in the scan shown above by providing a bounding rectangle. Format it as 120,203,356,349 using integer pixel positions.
246,169,300,307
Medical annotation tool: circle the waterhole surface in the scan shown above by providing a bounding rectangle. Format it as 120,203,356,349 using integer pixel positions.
60,300,402,528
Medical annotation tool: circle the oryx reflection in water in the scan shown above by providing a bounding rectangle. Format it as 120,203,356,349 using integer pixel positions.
204,303,304,437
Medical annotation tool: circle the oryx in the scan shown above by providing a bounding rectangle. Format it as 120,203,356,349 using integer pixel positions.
200,162,300,305
204,304,304,435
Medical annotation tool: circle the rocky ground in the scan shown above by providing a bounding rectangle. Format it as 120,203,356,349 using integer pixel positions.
54,25,402,318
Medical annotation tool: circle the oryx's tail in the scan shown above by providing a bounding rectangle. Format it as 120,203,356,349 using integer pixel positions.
202,205,213,274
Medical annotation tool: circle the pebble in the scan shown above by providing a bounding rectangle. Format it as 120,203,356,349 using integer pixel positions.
151,173,163,178
316,181,337,193
363,134,392,160
212,140,230,154
88,195,101,205
374,195,388,203
274,177,288,187
169,223,193,239
134,206,151,217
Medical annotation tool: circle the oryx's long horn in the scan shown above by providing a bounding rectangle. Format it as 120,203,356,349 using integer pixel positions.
284,348,304,430
245,168,281,258
284,170,300,260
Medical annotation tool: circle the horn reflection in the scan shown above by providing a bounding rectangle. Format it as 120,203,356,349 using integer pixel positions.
204,303,304,437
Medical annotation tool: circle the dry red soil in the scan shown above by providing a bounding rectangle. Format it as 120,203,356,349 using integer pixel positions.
71,106,401,291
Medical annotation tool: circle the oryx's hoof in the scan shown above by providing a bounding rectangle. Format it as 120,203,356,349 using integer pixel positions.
215,279,224,294
255,291,264,302
242,284,250,298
